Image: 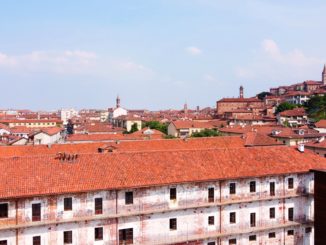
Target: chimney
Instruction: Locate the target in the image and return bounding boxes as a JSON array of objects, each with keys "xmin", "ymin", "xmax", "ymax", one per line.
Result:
[{"xmin": 298, "ymin": 143, "xmax": 305, "ymax": 153}]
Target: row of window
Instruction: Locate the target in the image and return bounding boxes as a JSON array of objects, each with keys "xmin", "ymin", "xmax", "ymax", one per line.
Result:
[{"xmin": 229, "ymin": 207, "xmax": 294, "ymax": 225}]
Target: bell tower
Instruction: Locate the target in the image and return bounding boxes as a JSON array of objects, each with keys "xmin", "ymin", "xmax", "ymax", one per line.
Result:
[
  {"xmin": 239, "ymin": 85, "xmax": 244, "ymax": 98},
  {"xmin": 116, "ymin": 95, "xmax": 120, "ymax": 108},
  {"xmin": 322, "ymin": 64, "xmax": 326, "ymax": 85}
]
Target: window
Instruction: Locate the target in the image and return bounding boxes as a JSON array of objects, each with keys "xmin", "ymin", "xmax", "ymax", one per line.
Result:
[
  {"xmin": 288, "ymin": 207, "xmax": 294, "ymax": 221},
  {"xmin": 170, "ymin": 188, "xmax": 177, "ymax": 200},
  {"xmin": 305, "ymin": 227, "xmax": 312, "ymax": 233},
  {"xmin": 208, "ymin": 187, "xmax": 214, "ymax": 202},
  {"xmin": 229, "ymin": 183, "xmax": 236, "ymax": 194},
  {"xmin": 0, "ymin": 241, "xmax": 7, "ymax": 245},
  {"xmin": 288, "ymin": 178, "xmax": 294, "ymax": 189},
  {"xmin": 250, "ymin": 213, "xmax": 256, "ymax": 227},
  {"xmin": 95, "ymin": 198, "xmax": 103, "ymax": 214},
  {"xmin": 125, "ymin": 192, "xmax": 133, "ymax": 205},
  {"xmin": 270, "ymin": 182, "xmax": 275, "ymax": 196},
  {"xmin": 95, "ymin": 227, "xmax": 103, "ymax": 241},
  {"xmin": 249, "ymin": 235, "xmax": 256, "ymax": 241},
  {"xmin": 0, "ymin": 203, "xmax": 8, "ymax": 218},
  {"xmin": 208, "ymin": 216, "xmax": 215, "ymax": 225},
  {"xmin": 32, "ymin": 203, "xmax": 41, "ymax": 222},
  {"xmin": 270, "ymin": 207, "xmax": 275, "ymax": 219},
  {"xmin": 33, "ymin": 236, "xmax": 41, "ymax": 245},
  {"xmin": 169, "ymin": 218, "xmax": 177, "ymax": 230},
  {"xmin": 269, "ymin": 232, "xmax": 276, "ymax": 238},
  {"xmin": 230, "ymin": 212, "xmax": 236, "ymax": 224},
  {"xmin": 249, "ymin": 181, "xmax": 256, "ymax": 193},
  {"xmin": 229, "ymin": 238, "xmax": 236, "ymax": 245},
  {"xmin": 119, "ymin": 228, "xmax": 133, "ymax": 245},
  {"xmin": 64, "ymin": 197, "xmax": 72, "ymax": 211},
  {"xmin": 63, "ymin": 231, "xmax": 72, "ymax": 244},
  {"xmin": 287, "ymin": 230, "xmax": 294, "ymax": 236},
  {"xmin": 207, "ymin": 242, "xmax": 215, "ymax": 245}
]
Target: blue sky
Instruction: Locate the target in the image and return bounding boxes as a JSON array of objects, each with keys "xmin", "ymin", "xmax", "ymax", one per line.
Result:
[{"xmin": 0, "ymin": 0, "xmax": 325, "ymax": 110}]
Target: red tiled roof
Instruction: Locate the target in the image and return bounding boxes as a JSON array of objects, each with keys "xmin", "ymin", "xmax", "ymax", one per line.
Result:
[
  {"xmin": 244, "ymin": 132, "xmax": 283, "ymax": 146},
  {"xmin": 0, "ymin": 119, "xmax": 62, "ymax": 123},
  {"xmin": 218, "ymin": 98, "xmax": 262, "ymax": 103},
  {"xmin": 171, "ymin": 120, "xmax": 216, "ymax": 129},
  {"xmin": 306, "ymin": 139, "xmax": 326, "ymax": 149},
  {"xmin": 279, "ymin": 108, "xmax": 306, "ymax": 117},
  {"xmin": 315, "ymin": 120, "xmax": 326, "ymax": 128},
  {"xmin": 0, "ymin": 146, "xmax": 325, "ymax": 199},
  {"xmin": 66, "ymin": 133, "xmax": 138, "ymax": 142}
]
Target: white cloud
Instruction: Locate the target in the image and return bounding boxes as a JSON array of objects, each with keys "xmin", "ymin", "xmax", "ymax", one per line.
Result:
[
  {"xmin": 203, "ymin": 74, "xmax": 215, "ymax": 81},
  {"xmin": 186, "ymin": 46, "xmax": 202, "ymax": 55},
  {"xmin": 235, "ymin": 39, "xmax": 324, "ymax": 82},
  {"xmin": 0, "ymin": 50, "xmax": 154, "ymax": 80}
]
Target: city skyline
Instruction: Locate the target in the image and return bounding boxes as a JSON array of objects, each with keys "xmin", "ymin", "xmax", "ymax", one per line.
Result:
[{"xmin": 0, "ymin": 0, "xmax": 326, "ymax": 110}]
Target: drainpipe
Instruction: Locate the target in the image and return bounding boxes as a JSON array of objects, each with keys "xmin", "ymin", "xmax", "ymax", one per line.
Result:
[{"xmin": 15, "ymin": 199, "xmax": 18, "ymax": 244}]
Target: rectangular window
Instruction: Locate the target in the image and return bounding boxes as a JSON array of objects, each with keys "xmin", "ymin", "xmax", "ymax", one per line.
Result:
[
  {"xmin": 0, "ymin": 241, "xmax": 7, "ymax": 245},
  {"xmin": 208, "ymin": 187, "xmax": 214, "ymax": 202},
  {"xmin": 207, "ymin": 242, "xmax": 216, "ymax": 245},
  {"xmin": 269, "ymin": 232, "xmax": 276, "ymax": 238},
  {"xmin": 119, "ymin": 228, "xmax": 133, "ymax": 245},
  {"xmin": 63, "ymin": 231, "xmax": 72, "ymax": 244},
  {"xmin": 249, "ymin": 181, "xmax": 256, "ymax": 193},
  {"xmin": 288, "ymin": 178, "xmax": 294, "ymax": 189},
  {"xmin": 230, "ymin": 212, "xmax": 236, "ymax": 224},
  {"xmin": 32, "ymin": 203, "xmax": 41, "ymax": 222},
  {"xmin": 208, "ymin": 216, "xmax": 215, "ymax": 225},
  {"xmin": 250, "ymin": 213, "xmax": 256, "ymax": 227},
  {"xmin": 229, "ymin": 183, "xmax": 236, "ymax": 194},
  {"xmin": 169, "ymin": 218, "xmax": 177, "ymax": 230},
  {"xmin": 305, "ymin": 227, "xmax": 312, "ymax": 233},
  {"xmin": 64, "ymin": 197, "xmax": 72, "ymax": 211},
  {"xmin": 125, "ymin": 192, "xmax": 133, "ymax": 205},
  {"xmin": 95, "ymin": 198, "xmax": 103, "ymax": 215},
  {"xmin": 288, "ymin": 207, "xmax": 294, "ymax": 221},
  {"xmin": 170, "ymin": 188, "xmax": 177, "ymax": 200},
  {"xmin": 249, "ymin": 235, "xmax": 256, "ymax": 241},
  {"xmin": 287, "ymin": 230, "xmax": 294, "ymax": 236},
  {"xmin": 270, "ymin": 182, "xmax": 275, "ymax": 196},
  {"xmin": 95, "ymin": 227, "xmax": 103, "ymax": 241},
  {"xmin": 33, "ymin": 236, "xmax": 41, "ymax": 245},
  {"xmin": 0, "ymin": 203, "xmax": 8, "ymax": 218},
  {"xmin": 270, "ymin": 207, "xmax": 275, "ymax": 219},
  {"xmin": 229, "ymin": 239, "xmax": 236, "ymax": 245}
]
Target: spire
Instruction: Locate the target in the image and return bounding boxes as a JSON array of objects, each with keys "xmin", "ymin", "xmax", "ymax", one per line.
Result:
[
  {"xmin": 184, "ymin": 101, "xmax": 188, "ymax": 118},
  {"xmin": 116, "ymin": 95, "xmax": 120, "ymax": 108},
  {"xmin": 323, "ymin": 64, "xmax": 326, "ymax": 85},
  {"xmin": 239, "ymin": 85, "xmax": 244, "ymax": 98}
]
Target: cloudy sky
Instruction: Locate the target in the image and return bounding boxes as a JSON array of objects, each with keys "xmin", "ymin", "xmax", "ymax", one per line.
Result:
[{"xmin": 0, "ymin": 0, "xmax": 325, "ymax": 110}]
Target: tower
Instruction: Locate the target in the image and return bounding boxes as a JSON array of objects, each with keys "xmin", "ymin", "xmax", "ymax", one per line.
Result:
[
  {"xmin": 116, "ymin": 95, "xmax": 120, "ymax": 108},
  {"xmin": 322, "ymin": 64, "xmax": 326, "ymax": 85},
  {"xmin": 184, "ymin": 102, "xmax": 188, "ymax": 117},
  {"xmin": 239, "ymin": 85, "xmax": 244, "ymax": 98}
]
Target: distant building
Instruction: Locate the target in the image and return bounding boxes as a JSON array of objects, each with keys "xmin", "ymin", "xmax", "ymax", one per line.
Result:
[
  {"xmin": 108, "ymin": 95, "xmax": 128, "ymax": 122},
  {"xmin": 60, "ymin": 108, "xmax": 78, "ymax": 125}
]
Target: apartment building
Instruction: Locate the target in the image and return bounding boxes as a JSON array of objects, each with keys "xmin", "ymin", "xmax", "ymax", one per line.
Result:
[{"xmin": 0, "ymin": 146, "xmax": 325, "ymax": 244}]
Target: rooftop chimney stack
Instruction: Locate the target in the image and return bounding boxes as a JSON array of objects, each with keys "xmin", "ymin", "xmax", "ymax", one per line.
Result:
[{"xmin": 298, "ymin": 143, "xmax": 305, "ymax": 153}]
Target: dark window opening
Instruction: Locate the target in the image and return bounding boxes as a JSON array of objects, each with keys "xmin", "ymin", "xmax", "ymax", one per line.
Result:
[
  {"xmin": 288, "ymin": 207, "xmax": 294, "ymax": 221},
  {"xmin": 208, "ymin": 216, "xmax": 215, "ymax": 225},
  {"xmin": 32, "ymin": 203, "xmax": 41, "ymax": 222},
  {"xmin": 0, "ymin": 203, "xmax": 8, "ymax": 218},
  {"xmin": 207, "ymin": 242, "xmax": 216, "ymax": 245},
  {"xmin": 249, "ymin": 181, "xmax": 256, "ymax": 193},
  {"xmin": 208, "ymin": 187, "xmax": 214, "ymax": 202},
  {"xmin": 119, "ymin": 228, "xmax": 133, "ymax": 245},
  {"xmin": 287, "ymin": 230, "xmax": 294, "ymax": 236},
  {"xmin": 125, "ymin": 192, "xmax": 133, "ymax": 205},
  {"xmin": 269, "ymin": 232, "xmax": 276, "ymax": 238},
  {"xmin": 170, "ymin": 188, "xmax": 177, "ymax": 200},
  {"xmin": 270, "ymin": 207, "xmax": 275, "ymax": 219},
  {"xmin": 229, "ymin": 183, "xmax": 236, "ymax": 194},
  {"xmin": 249, "ymin": 235, "xmax": 256, "ymax": 241},
  {"xmin": 230, "ymin": 212, "xmax": 236, "ymax": 224},
  {"xmin": 0, "ymin": 241, "xmax": 7, "ymax": 245},
  {"xmin": 305, "ymin": 227, "xmax": 312, "ymax": 233},
  {"xmin": 288, "ymin": 178, "xmax": 294, "ymax": 189},
  {"xmin": 170, "ymin": 218, "xmax": 177, "ymax": 230},
  {"xmin": 95, "ymin": 227, "xmax": 103, "ymax": 241},
  {"xmin": 95, "ymin": 198, "xmax": 103, "ymax": 215},
  {"xmin": 64, "ymin": 198, "xmax": 72, "ymax": 211},
  {"xmin": 63, "ymin": 231, "xmax": 72, "ymax": 244},
  {"xmin": 229, "ymin": 238, "xmax": 236, "ymax": 245},
  {"xmin": 33, "ymin": 236, "xmax": 41, "ymax": 245},
  {"xmin": 250, "ymin": 213, "xmax": 256, "ymax": 227},
  {"xmin": 270, "ymin": 182, "xmax": 275, "ymax": 196}
]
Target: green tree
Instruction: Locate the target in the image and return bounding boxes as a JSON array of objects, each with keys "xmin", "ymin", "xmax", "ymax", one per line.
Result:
[
  {"xmin": 305, "ymin": 95, "xmax": 326, "ymax": 120},
  {"xmin": 129, "ymin": 123, "xmax": 139, "ymax": 133},
  {"xmin": 257, "ymin": 91, "xmax": 272, "ymax": 100},
  {"xmin": 276, "ymin": 102, "xmax": 297, "ymax": 114},
  {"xmin": 142, "ymin": 121, "xmax": 168, "ymax": 134},
  {"xmin": 191, "ymin": 129, "xmax": 221, "ymax": 138}
]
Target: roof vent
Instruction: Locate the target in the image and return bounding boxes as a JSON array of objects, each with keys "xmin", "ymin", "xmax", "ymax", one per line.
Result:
[
  {"xmin": 272, "ymin": 129, "xmax": 281, "ymax": 136},
  {"xmin": 298, "ymin": 129, "xmax": 305, "ymax": 135}
]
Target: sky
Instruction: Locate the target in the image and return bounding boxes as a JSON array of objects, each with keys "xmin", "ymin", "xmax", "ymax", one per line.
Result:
[{"xmin": 0, "ymin": 0, "xmax": 326, "ymax": 110}]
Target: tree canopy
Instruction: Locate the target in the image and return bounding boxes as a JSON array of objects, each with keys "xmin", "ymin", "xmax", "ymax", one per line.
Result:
[
  {"xmin": 191, "ymin": 129, "xmax": 221, "ymax": 138},
  {"xmin": 276, "ymin": 102, "xmax": 297, "ymax": 114},
  {"xmin": 142, "ymin": 121, "xmax": 168, "ymax": 134},
  {"xmin": 305, "ymin": 95, "xmax": 326, "ymax": 120},
  {"xmin": 257, "ymin": 91, "xmax": 272, "ymax": 100}
]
